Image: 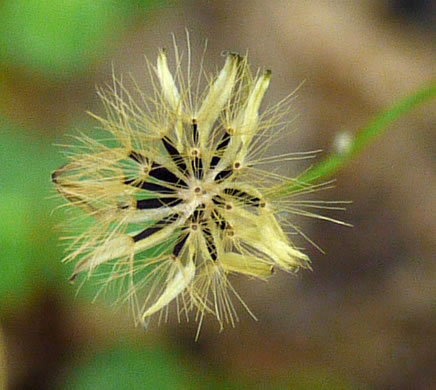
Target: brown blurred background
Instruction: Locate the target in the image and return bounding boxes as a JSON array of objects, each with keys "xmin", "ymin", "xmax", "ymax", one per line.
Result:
[{"xmin": 0, "ymin": 0, "xmax": 435, "ymax": 389}]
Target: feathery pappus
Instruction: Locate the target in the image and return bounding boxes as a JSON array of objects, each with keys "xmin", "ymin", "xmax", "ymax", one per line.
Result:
[{"xmin": 52, "ymin": 37, "xmax": 345, "ymax": 335}]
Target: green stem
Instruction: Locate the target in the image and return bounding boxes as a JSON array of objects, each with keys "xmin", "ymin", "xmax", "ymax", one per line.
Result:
[{"xmin": 277, "ymin": 83, "xmax": 436, "ymax": 195}]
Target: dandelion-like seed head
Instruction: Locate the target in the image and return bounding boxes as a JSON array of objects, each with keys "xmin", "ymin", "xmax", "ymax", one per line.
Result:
[{"xmin": 53, "ymin": 37, "xmax": 328, "ymax": 335}]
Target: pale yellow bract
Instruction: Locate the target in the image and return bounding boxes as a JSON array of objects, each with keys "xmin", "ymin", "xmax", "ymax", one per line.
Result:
[{"xmin": 53, "ymin": 37, "xmax": 344, "ymax": 337}]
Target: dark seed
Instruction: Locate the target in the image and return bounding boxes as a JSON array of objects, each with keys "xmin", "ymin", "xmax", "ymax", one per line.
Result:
[
  {"xmin": 212, "ymin": 196, "xmax": 225, "ymax": 206},
  {"xmin": 223, "ymin": 188, "xmax": 261, "ymax": 206},
  {"xmin": 192, "ymin": 156, "xmax": 203, "ymax": 179},
  {"xmin": 202, "ymin": 229, "xmax": 217, "ymax": 261},
  {"xmin": 136, "ymin": 197, "xmax": 182, "ymax": 209},
  {"xmin": 192, "ymin": 119, "xmax": 198, "ymax": 145},
  {"xmin": 126, "ymin": 180, "xmax": 176, "ymax": 194},
  {"xmin": 162, "ymin": 137, "xmax": 187, "ymax": 174},
  {"xmin": 51, "ymin": 171, "xmax": 58, "ymax": 184},
  {"xmin": 191, "ymin": 205, "xmax": 205, "ymax": 222},
  {"xmin": 211, "ymin": 210, "xmax": 227, "ymax": 231},
  {"xmin": 149, "ymin": 162, "xmax": 186, "ymax": 187},
  {"xmin": 214, "ymin": 168, "xmax": 233, "ymax": 182},
  {"xmin": 172, "ymin": 233, "xmax": 190, "ymax": 257},
  {"xmin": 210, "ymin": 131, "xmax": 231, "ymax": 169},
  {"xmin": 132, "ymin": 214, "xmax": 179, "ymax": 242},
  {"xmin": 128, "ymin": 151, "xmax": 148, "ymax": 164},
  {"xmin": 216, "ymin": 131, "xmax": 231, "ymax": 151}
]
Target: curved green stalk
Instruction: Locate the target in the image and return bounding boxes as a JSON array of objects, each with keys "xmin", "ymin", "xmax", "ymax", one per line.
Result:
[{"xmin": 278, "ymin": 83, "xmax": 436, "ymax": 195}]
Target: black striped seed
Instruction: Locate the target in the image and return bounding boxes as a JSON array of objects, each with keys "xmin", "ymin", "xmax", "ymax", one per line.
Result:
[
  {"xmin": 214, "ymin": 168, "xmax": 233, "ymax": 182},
  {"xmin": 126, "ymin": 180, "xmax": 176, "ymax": 194},
  {"xmin": 191, "ymin": 206, "xmax": 204, "ymax": 222},
  {"xmin": 192, "ymin": 119, "xmax": 198, "ymax": 145},
  {"xmin": 223, "ymin": 188, "xmax": 261, "ymax": 206},
  {"xmin": 211, "ymin": 210, "xmax": 227, "ymax": 231},
  {"xmin": 202, "ymin": 229, "xmax": 217, "ymax": 261},
  {"xmin": 172, "ymin": 233, "xmax": 190, "ymax": 258},
  {"xmin": 211, "ymin": 196, "xmax": 225, "ymax": 206},
  {"xmin": 192, "ymin": 156, "xmax": 203, "ymax": 179},
  {"xmin": 149, "ymin": 162, "xmax": 186, "ymax": 187},
  {"xmin": 128, "ymin": 151, "xmax": 147, "ymax": 164},
  {"xmin": 162, "ymin": 137, "xmax": 187, "ymax": 174},
  {"xmin": 216, "ymin": 131, "xmax": 231, "ymax": 151},
  {"xmin": 132, "ymin": 214, "xmax": 178, "ymax": 243},
  {"xmin": 136, "ymin": 197, "xmax": 182, "ymax": 210},
  {"xmin": 210, "ymin": 131, "xmax": 231, "ymax": 169}
]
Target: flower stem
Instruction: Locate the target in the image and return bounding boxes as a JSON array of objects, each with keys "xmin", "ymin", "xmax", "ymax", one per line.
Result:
[{"xmin": 278, "ymin": 83, "xmax": 436, "ymax": 195}]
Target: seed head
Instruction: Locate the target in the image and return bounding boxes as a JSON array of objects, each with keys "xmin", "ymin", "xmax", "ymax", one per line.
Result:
[{"xmin": 53, "ymin": 39, "xmax": 334, "ymax": 335}]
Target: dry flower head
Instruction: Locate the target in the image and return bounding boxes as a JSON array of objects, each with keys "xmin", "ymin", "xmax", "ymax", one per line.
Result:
[{"xmin": 52, "ymin": 37, "xmax": 345, "ymax": 336}]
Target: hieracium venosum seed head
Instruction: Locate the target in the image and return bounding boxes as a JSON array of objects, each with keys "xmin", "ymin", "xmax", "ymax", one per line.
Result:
[{"xmin": 53, "ymin": 39, "xmax": 335, "ymax": 335}]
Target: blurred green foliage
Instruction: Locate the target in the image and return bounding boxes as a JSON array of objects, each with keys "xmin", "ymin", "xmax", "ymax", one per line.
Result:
[
  {"xmin": 0, "ymin": 0, "xmax": 165, "ymax": 80},
  {"xmin": 63, "ymin": 342, "xmax": 193, "ymax": 389},
  {"xmin": 0, "ymin": 124, "xmax": 65, "ymax": 308}
]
